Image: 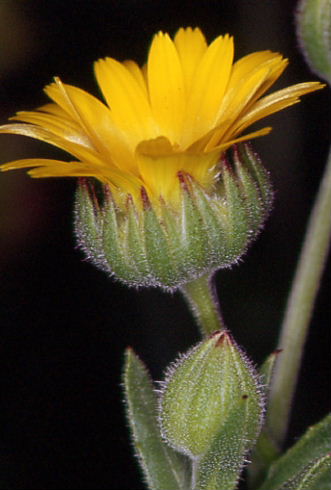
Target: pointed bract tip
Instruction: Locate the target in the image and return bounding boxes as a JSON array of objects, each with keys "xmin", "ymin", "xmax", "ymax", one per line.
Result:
[
  {"xmin": 177, "ymin": 170, "xmax": 192, "ymax": 193},
  {"xmin": 140, "ymin": 186, "xmax": 151, "ymax": 210}
]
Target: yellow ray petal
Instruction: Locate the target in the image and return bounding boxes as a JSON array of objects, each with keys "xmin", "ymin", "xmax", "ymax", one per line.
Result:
[
  {"xmin": 211, "ymin": 126, "xmax": 272, "ymax": 153},
  {"xmin": 28, "ymin": 162, "xmax": 143, "ymax": 196},
  {"xmin": 11, "ymin": 111, "xmax": 92, "ymax": 148},
  {"xmin": 123, "ymin": 60, "xmax": 149, "ymax": 97},
  {"xmin": 206, "ymin": 65, "xmax": 276, "ymax": 147},
  {"xmin": 147, "ymin": 31, "xmax": 186, "ymax": 143},
  {"xmin": 45, "ymin": 78, "xmax": 88, "ymax": 122},
  {"xmin": 45, "ymin": 79, "xmax": 121, "ymax": 146},
  {"xmin": 182, "ymin": 34, "xmax": 234, "ymax": 146},
  {"xmin": 189, "ymin": 125, "xmax": 272, "ymax": 153},
  {"xmin": 94, "ymin": 57, "xmax": 157, "ymax": 143},
  {"xmin": 1, "ymin": 159, "xmax": 105, "ymax": 185},
  {"xmin": 237, "ymin": 56, "xmax": 288, "ymax": 110},
  {"xmin": 38, "ymin": 102, "xmax": 76, "ymax": 121},
  {"xmin": 28, "ymin": 167, "xmax": 109, "ymax": 183},
  {"xmin": 45, "ymin": 79, "xmax": 137, "ymax": 173},
  {"xmin": 233, "ymin": 81, "xmax": 324, "ymax": 135},
  {"xmin": 174, "ymin": 27, "xmax": 207, "ymax": 90},
  {"xmin": 222, "ymin": 58, "xmax": 288, "ymax": 135},
  {"xmin": 210, "ymin": 55, "xmax": 287, "ymax": 145},
  {"xmin": 0, "ymin": 157, "xmax": 143, "ymax": 200},
  {"xmin": 215, "ymin": 52, "xmax": 288, "ymax": 126},
  {"xmin": 0, "ymin": 158, "xmax": 104, "ymax": 184},
  {"xmin": 0, "ymin": 123, "xmax": 108, "ymax": 168},
  {"xmin": 227, "ymin": 51, "xmax": 287, "ymax": 93},
  {"xmin": 0, "ymin": 158, "xmax": 72, "ymax": 172}
]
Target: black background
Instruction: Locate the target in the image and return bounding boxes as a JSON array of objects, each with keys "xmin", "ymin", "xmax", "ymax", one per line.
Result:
[{"xmin": 0, "ymin": 1, "xmax": 330, "ymax": 489}]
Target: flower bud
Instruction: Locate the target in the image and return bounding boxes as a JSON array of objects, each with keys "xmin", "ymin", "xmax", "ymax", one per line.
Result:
[
  {"xmin": 159, "ymin": 330, "xmax": 264, "ymax": 459},
  {"xmin": 74, "ymin": 143, "xmax": 273, "ymax": 290},
  {"xmin": 296, "ymin": 0, "xmax": 331, "ymax": 83}
]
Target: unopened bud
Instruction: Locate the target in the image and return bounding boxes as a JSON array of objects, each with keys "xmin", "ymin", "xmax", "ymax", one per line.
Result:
[
  {"xmin": 296, "ymin": 0, "xmax": 331, "ymax": 83},
  {"xmin": 159, "ymin": 330, "xmax": 264, "ymax": 459}
]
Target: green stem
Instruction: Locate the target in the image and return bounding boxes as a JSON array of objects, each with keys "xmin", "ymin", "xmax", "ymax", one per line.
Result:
[
  {"xmin": 180, "ymin": 273, "xmax": 226, "ymax": 336},
  {"xmin": 267, "ymin": 145, "xmax": 331, "ymax": 447}
]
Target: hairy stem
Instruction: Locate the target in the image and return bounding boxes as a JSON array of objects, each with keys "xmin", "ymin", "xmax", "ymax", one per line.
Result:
[
  {"xmin": 267, "ymin": 145, "xmax": 331, "ymax": 447},
  {"xmin": 180, "ymin": 273, "xmax": 225, "ymax": 336}
]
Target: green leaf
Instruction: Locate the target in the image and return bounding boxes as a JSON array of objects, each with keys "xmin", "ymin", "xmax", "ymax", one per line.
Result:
[
  {"xmin": 259, "ymin": 349, "xmax": 282, "ymax": 391},
  {"xmin": 122, "ymin": 348, "xmax": 190, "ymax": 490},
  {"xmin": 282, "ymin": 454, "xmax": 331, "ymax": 490},
  {"xmin": 258, "ymin": 413, "xmax": 331, "ymax": 490}
]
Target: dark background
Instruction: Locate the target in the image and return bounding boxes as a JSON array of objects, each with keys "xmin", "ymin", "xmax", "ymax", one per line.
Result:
[{"xmin": 0, "ymin": 1, "xmax": 330, "ymax": 489}]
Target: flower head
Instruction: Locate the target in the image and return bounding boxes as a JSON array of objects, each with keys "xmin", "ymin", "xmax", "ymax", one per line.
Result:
[
  {"xmin": 0, "ymin": 28, "xmax": 325, "ymax": 289},
  {"xmin": 0, "ymin": 27, "xmax": 324, "ymax": 210}
]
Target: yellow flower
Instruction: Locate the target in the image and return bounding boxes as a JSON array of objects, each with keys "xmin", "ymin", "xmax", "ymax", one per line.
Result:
[{"xmin": 0, "ymin": 27, "xmax": 324, "ymax": 209}]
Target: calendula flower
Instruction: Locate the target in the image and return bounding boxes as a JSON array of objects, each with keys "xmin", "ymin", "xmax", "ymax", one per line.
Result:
[
  {"xmin": 0, "ymin": 28, "xmax": 325, "ymax": 289},
  {"xmin": 0, "ymin": 27, "xmax": 323, "ymax": 210}
]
